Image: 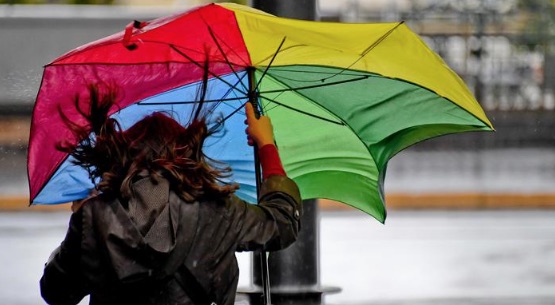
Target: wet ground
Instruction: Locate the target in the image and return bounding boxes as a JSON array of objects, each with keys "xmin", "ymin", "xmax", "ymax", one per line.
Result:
[
  {"xmin": 319, "ymin": 209, "xmax": 555, "ymax": 305},
  {"xmin": 1, "ymin": 209, "xmax": 554, "ymax": 305}
]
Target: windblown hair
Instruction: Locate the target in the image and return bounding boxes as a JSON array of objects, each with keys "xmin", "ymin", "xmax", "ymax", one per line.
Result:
[{"xmin": 57, "ymin": 85, "xmax": 238, "ymax": 202}]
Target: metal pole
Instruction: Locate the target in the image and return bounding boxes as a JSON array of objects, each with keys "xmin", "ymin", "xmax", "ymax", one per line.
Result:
[
  {"xmin": 251, "ymin": 0, "xmax": 316, "ymax": 21},
  {"xmin": 250, "ymin": 200, "xmax": 340, "ymax": 305},
  {"xmin": 244, "ymin": 1, "xmax": 341, "ymax": 305}
]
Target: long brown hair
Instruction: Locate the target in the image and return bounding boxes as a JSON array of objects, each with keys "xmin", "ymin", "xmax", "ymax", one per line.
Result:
[{"xmin": 57, "ymin": 85, "xmax": 238, "ymax": 202}]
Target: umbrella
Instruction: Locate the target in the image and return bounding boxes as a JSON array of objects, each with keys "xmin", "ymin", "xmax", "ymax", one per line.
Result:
[{"xmin": 28, "ymin": 3, "xmax": 493, "ymax": 224}]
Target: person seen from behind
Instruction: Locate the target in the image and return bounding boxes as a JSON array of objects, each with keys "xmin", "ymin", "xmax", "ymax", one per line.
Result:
[{"xmin": 40, "ymin": 85, "xmax": 302, "ymax": 305}]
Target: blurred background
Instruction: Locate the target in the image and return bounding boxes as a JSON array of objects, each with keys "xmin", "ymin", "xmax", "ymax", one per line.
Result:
[{"xmin": 0, "ymin": 0, "xmax": 554, "ymax": 304}]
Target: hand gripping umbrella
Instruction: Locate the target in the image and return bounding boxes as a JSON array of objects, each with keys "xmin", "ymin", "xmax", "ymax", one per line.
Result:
[{"xmin": 29, "ymin": 3, "xmax": 493, "ymax": 221}]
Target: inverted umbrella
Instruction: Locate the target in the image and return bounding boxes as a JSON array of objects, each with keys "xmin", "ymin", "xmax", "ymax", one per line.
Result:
[{"xmin": 28, "ymin": 3, "xmax": 493, "ymax": 223}]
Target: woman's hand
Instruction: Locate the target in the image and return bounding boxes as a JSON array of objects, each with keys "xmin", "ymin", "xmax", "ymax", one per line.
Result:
[{"xmin": 245, "ymin": 103, "xmax": 275, "ymax": 147}]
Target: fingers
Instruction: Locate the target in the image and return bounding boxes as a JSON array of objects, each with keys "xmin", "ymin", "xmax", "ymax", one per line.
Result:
[
  {"xmin": 245, "ymin": 102, "xmax": 255, "ymax": 123},
  {"xmin": 245, "ymin": 103, "xmax": 257, "ymax": 146},
  {"xmin": 245, "ymin": 126, "xmax": 254, "ymax": 146},
  {"xmin": 244, "ymin": 104, "xmax": 253, "ymax": 146},
  {"xmin": 244, "ymin": 102, "xmax": 274, "ymax": 147}
]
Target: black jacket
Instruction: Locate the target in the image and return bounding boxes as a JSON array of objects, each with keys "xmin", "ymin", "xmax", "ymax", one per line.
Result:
[{"xmin": 40, "ymin": 175, "xmax": 302, "ymax": 305}]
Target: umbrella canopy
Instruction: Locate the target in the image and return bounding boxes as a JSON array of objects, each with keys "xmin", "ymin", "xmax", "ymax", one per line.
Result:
[{"xmin": 28, "ymin": 3, "xmax": 493, "ymax": 222}]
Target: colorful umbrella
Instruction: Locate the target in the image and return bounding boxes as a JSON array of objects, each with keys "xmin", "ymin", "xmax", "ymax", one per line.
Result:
[{"xmin": 28, "ymin": 3, "xmax": 493, "ymax": 223}]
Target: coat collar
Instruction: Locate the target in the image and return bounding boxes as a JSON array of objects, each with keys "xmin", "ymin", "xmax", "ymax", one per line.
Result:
[{"xmin": 98, "ymin": 178, "xmax": 199, "ymax": 283}]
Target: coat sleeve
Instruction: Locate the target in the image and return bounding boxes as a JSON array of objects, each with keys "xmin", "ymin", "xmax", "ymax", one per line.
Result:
[
  {"xmin": 40, "ymin": 209, "xmax": 88, "ymax": 305},
  {"xmin": 234, "ymin": 175, "xmax": 303, "ymax": 252}
]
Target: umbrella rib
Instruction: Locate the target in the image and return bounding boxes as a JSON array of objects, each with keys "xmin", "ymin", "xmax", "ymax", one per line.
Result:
[
  {"xmin": 207, "ymin": 74, "xmax": 250, "ymax": 116},
  {"xmin": 206, "ymin": 26, "xmax": 249, "ymax": 93},
  {"xmin": 259, "ymin": 75, "xmax": 369, "ymax": 94},
  {"xmin": 361, "ymin": 21, "xmax": 404, "ymax": 57},
  {"xmin": 259, "ymin": 95, "xmax": 344, "ymax": 125},
  {"xmin": 214, "ymin": 72, "xmax": 249, "ymax": 108},
  {"xmin": 255, "ymin": 37, "xmax": 287, "ymax": 91},
  {"xmin": 137, "ymin": 72, "xmax": 248, "ymax": 106},
  {"xmin": 262, "ymin": 67, "xmax": 374, "ymax": 84},
  {"xmin": 170, "ymin": 44, "xmax": 249, "ymax": 97},
  {"xmin": 193, "ymin": 59, "xmax": 211, "ymax": 121},
  {"xmin": 315, "ymin": 22, "xmax": 404, "ymax": 82},
  {"xmin": 193, "ymin": 59, "xmax": 248, "ymax": 121},
  {"xmin": 198, "ymin": 13, "xmax": 251, "ymax": 68},
  {"xmin": 269, "ymin": 67, "xmax": 367, "ymax": 77},
  {"xmin": 137, "ymin": 96, "xmax": 247, "ymax": 105},
  {"xmin": 260, "ymin": 90, "xmax": 287, "ymax": 114},
  {"xmin": 250, "ymin": 22, "xmax": 401, "ymax": 85},
  {"xmin": 218, "ymin": 101, "xmax": 249, "ymax": 126},
  {"xmin": 252, "ymin": 43, "xmax": 307, "ymax": 67}
]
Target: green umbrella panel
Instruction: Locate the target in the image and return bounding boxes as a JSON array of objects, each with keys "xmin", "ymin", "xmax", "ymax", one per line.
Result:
[{"xmin": 255, "ymin": 66, "xmax": 491, "ymax": 222}]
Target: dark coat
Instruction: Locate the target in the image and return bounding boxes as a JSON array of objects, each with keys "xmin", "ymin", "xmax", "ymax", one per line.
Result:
[{"xmin": 40, "ymin": 175, "xmax": 302, "ymax": 305}]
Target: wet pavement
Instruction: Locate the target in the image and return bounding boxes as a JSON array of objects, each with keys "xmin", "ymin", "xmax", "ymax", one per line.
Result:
[
  {"xmin": 319, "ymin": 210, "xmax": 555, "ymax": 305},
  {"xmin": 1, "ymin": 209, "xmax": 554, "ymax": 305}
]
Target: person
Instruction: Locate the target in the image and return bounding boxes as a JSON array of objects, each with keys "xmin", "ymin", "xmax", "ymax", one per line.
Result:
[{"xmin": 40, "ymin": 86, "xmax": 302, "ymax": 305}]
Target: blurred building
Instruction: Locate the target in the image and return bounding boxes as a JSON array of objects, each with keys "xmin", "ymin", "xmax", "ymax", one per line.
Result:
[
  {"xmin": 1, "ymin": 0, "xmax": 554, "ymax": 207},
  {"xmin": 319, "ymin": 0, "xmax": 555, "ymax": 151}
]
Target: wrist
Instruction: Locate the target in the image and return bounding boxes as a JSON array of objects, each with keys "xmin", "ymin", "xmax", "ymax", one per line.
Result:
[
  {"xmin": 256, "ymin": 137, "xmax": 275, "ymax": 148},
  {"xmin": 258, "ymin": 143, "xmax": 275, "ymax": 150}
]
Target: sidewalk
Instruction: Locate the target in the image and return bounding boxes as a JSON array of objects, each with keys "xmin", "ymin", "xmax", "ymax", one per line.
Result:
[
  {"xmin": 349, "ymin": 296, "xmax": 555, "ymax": 305},
  {"xmin": 2, "ymin": 210, "xmax": 554, "ymax": 305},
  {"xmin": 318, "ymin": 209, "xmax": 555, "ymax": 305}
]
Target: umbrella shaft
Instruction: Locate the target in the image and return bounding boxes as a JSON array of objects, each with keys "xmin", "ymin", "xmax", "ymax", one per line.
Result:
[{"xmin": 248, "ymin": 67, "xmax": 272, "ymax": 305}]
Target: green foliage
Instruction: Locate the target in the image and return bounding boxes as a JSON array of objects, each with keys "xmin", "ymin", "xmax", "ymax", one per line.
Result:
[{"xmin": 517, "ymin": 0, "xmax": 555, "ymax": 51}]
